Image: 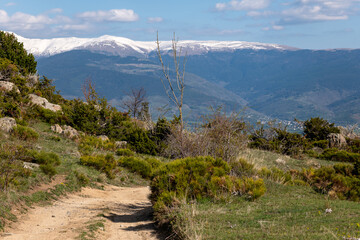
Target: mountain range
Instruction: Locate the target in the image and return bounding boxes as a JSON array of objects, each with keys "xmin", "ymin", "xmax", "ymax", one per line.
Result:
[{"xmin": 15, "ymin": 33, "xmax": 360, "ymax": 125}]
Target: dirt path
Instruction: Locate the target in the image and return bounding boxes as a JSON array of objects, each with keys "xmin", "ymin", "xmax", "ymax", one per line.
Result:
[{"xmin": 1, "ymin": 186, "xmax": 163, "ymax": 240}]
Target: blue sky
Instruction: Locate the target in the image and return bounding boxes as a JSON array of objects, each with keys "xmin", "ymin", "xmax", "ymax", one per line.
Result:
[{"xmin": 1, "ymin": 0, "xmax": 360, "ymax": 49}]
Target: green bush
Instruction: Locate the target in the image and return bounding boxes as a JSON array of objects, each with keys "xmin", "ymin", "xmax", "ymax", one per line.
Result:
[
  {"xmin": 32, "ymin": 151, "xmax": 61, "ymax": 166},
  {"xmin": 311, "ymin": 140, "xmax": 329, "ymax": 149},
  {"xmin": 143, "ymin": 157, "xmax": 163, "ymax": 169},
  {"xmin": 80, "ymin": 154, "xmax": 116, "ymax": 179},
  {"xmin": 11, "ymin": 125, "xmax": 39, "ymax": 141},
  {"xmin": 74, "ymin": 171, "xmax": 90, "ymax": 186},
  {"xmin": 0, "ymin": 31, "xmax": 37, "ymax": 74},
  {"xmin": 39, "ymin": 164, "xmax": 57, "ymax": 178},
  {"xmin": 230, "ymin": 158, "xmax": 255, "ymax": 177},
  {"xmin": 150, "ymin": 156, "xmax": 266, "ymax": 215},
  {"xmin": 118, "ymin": 156, "xmax": 152, "ymax": 179},
  {"xmin": 115, "ymin": 148, "xmax": 134, "ymax": 157},
  {"xmin": 0, "ymin": 145, "xmax": 31, "ymax": 191},
  {"xmin": 320, "ymin": 148, "xmax": 360, "ymax": 163},
  {"xmin": 79, "ymin": 135, "xmax": 115, "ymax": 153},
  {"xmin": 300, "ymin": 166, "xmax": 360, "ymax": 201},
  {"xmin": 303, "ymin": 117, "xmax": 339, "ymax": 141}
]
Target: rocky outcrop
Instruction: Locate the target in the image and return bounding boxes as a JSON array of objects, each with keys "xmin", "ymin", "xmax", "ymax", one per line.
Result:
[
  {"xmin": 0, "ymin": 117, "xmax": 16, "ymax": 133},
  {"xmin": 51, "ymin": 124, "xmax": 79, "ymax": 139},
  {"xmin": 29, "ymin": 94, "xmax": 62, "ymax": 112},
  {"xmin": 328, "ymin": 133, "xmax": 347, "ymax": 148},
  {"xmin": 63, "ymin": 125, "xmax": 79, "ymax": 139},
  {"xmin": 0, "ymin": 81, "xmax": 20, "ymax": 93},
  {"xmin": 51, "ymin": 124, "xmax": 63, "ymax": 134},
  {"xmin": 338, "ymin": 126, "xmax": 359, "ymax": 140}
]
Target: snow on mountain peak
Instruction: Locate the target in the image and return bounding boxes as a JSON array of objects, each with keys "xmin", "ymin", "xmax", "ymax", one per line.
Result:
[{"xmin": 14, "ymin": 33, "xmax": 296, "ymax": 57}]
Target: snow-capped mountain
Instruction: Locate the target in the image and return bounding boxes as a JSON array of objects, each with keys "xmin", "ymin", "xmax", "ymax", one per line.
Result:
[{"xmin": 14, "ymin": 33, "xmax": 297, "ymax": 58}]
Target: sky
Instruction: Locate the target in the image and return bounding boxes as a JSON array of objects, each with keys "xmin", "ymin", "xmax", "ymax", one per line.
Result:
[{"xmin": 0, "ymin": 0, "xmax": 360, "ymax": 49}]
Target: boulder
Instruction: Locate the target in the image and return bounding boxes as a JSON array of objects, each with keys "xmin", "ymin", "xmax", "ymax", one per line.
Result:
[
  {"xmin": 338, "ymin": 126, "xmax": 359, "ymax": 140},
  {"xmin": 98, "ymin": 135, "xmax": 109, "ymax": 142},
  {"xmin": 23, "ymin": 162, "xmax": 40, "ymax": 170},
  {"xmin": 0, "ymin": 81, "xmax": 20, "ymax": 93},
  {"xmin": 0, "ymin": 117, "xmax": 16, "ymax": 133},
  {"xmin": 51, "ymin": 124, "xmax": 63, "ymax": 134},
  {"xmin": 62, "ymin": 125, "xmax": 79, "ymax": 139},
  {"xmin": 28, "ymin": 94, "xmax": 62, "ymax": 112},
  {"xmin": 115, "ymin": 141, "xmax": 127, "ymax": 149},
  {"xmin": 328, "ymin": 133, "xmax": 347, "ymax": 148}
]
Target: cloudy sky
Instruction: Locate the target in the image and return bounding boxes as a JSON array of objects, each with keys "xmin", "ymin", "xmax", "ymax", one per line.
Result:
[{"xmin": 1, "ymin": 0, "xmax": 359, "ymax": 49}]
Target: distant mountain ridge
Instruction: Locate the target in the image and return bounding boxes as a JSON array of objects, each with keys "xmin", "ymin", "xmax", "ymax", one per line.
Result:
[
  {"xmin": 14, "ymin": 33, "xmax": 297, "ymax": 58},
  {"xmin": 13, "ymin": 33, "xmax": 360, "ymax": 125}
]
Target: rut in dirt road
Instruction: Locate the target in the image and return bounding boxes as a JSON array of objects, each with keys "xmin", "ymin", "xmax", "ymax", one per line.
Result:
[{"xmin": 1, "ymin": 186, "xmax": 164, "ymax": 240}]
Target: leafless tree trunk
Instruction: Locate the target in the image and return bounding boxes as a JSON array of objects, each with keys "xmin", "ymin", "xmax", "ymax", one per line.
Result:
[
  {"xmin": 156, "ymin": 32, "xmax": 186, "ymax": 130},
  {"xmin": 121, "ymin": 87, "xmax": 147, "ymax": 119},
  {"xmin": 82, "ymin": 77, "xmax": 98, "ymax": 104}
]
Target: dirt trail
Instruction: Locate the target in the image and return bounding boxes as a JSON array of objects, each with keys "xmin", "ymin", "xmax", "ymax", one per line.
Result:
[{"xmin": 1, "ymin": 186, "xmax": 163, "ymax": 240}]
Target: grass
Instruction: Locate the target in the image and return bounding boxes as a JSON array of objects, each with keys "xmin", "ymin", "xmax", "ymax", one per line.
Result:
[
  {"xmin": 238, "ymin": 148, "xmax": 338, "ymax": 171},
  {"xmin": 175, "ymin": 181, "xmax": 360, "ymax": 240},
  {"xmin": 77, "ymin": 218, "xmax": 105, "ymax": 240}
]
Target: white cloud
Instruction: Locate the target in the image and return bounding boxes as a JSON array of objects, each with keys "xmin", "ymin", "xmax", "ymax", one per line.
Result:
[
  {"xmin": 147, "ymin": 17, "xmax": 163, "ymax": 23},
  {"xmin": 216, "ymin": 0, "xmax": 270, "ymax": 11},
  {"xmin": 278, "ymin": 0, "xmax": 358, "ymax": 24},
  {"xmin": 272, "ymin": 25, "xmax": 284, "ymax": 30},
  {"xmin": 262, "ymin": 25, "xmax": 284, "ymax": 31},
  {"xmin": 0, "ymin": 8, "xmax": 141, "ymax": 37},
  {"xmin": 77, "ymin": 9, "xmax": 139, "ymax": 22}
]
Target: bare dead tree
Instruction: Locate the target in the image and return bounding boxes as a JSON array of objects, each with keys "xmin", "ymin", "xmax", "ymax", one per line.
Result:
[
  {"xmin": 82, "ymin": 77, "xmax": 98, "ymax": 103},
  {"xmin": 121, "ymin": 87, "xmax": 147, "ymax": 119},
  {"xmin": 156, "ymin": 32, "xmax": 187, "ymax": 130}
]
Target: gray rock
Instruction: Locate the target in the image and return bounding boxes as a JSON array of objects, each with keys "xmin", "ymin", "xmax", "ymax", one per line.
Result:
[
  {"xmin": 62, "ymin": 125, "xmax": 79, "ymax": 139},
  {"xmin": 328, "ymin": 133, "xmax": 347, "ymax": 148},
  {"xmin": 115, "ymin": 141, "xmax": 127, "ymax": 149},
  {"xmin": 23, "ymin": 162, "xmax": 40, "ymax": 170},
  {"xmin": 28, "ymin": 94, "xmax": 62, "ymax": 112},
  {"xmin": 0, "ymin": 81, "xmax": 20, "ymax": 93},
  {"xmin": 51, "ymin": 124, "xmax": 63, "ymax": 134},
  {"xmin": 0, "ymin": 117, "xmax": 16, "ymax": 133}
]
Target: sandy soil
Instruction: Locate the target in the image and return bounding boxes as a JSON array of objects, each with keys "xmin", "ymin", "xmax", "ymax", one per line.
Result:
[{"xmin": 1, "ymin": 185, "xmax": 163, "ymax": 240}]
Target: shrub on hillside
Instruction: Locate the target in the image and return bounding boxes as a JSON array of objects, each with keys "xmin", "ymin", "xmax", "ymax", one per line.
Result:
[
  {"xmin": 80, "ymin": 154, "xmax": 116, "ymax": 179},
  {"xmin": 0, "ymin": 145, "xmax": 31, "ymax": 191},
  {"xmin": 320, "ymin": 148, "xmax": 360, "ymax": 163},
  {"xmin": 79, "ymin": 135, "xmax": 115, "ymax": 153},
  {"xmin": 118, "ymin": 156, "xmax": 152, "ymax": 179},
  {"xmin": 249, "ymin": 123, "xmax": 308, "ymax": 158},
  {"xmin": 115, "ymin": 148, "xmax": 134, "ymax": 157},
  {"xmin": 230, "ymin": 158, "xmax": 255, "ymax": 177},
  {"xmin": 300, "ymin": 165, "xmax": 360, "ymax": 201},
  {"xmin": 150, "ymin": 156, "xmax": 266, "ymax": 216},
  {"xmin": 303, "ymin": 117, "xmax": 339, "ymax": 141},
  {"xmin": 11, "ymin": 125, "xmax": 39, "ymax": 141},
  {"xmin": 0, "ymin": 31, "xmax": 37, "ymax": 74}
]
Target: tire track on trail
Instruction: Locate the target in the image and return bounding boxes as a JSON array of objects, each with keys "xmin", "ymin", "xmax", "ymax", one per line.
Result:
[{"xmin": 1, "ymin": 186, "xmax": 163, "ymax": 240}]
